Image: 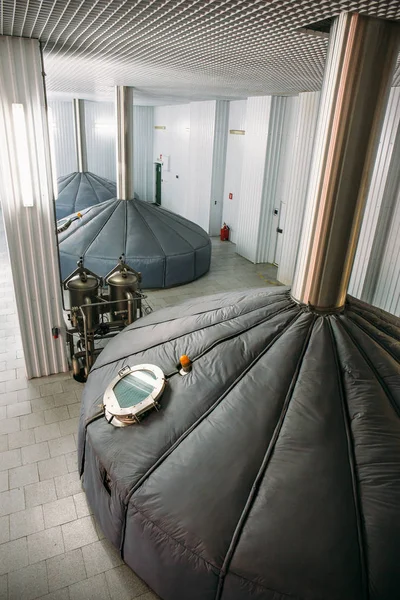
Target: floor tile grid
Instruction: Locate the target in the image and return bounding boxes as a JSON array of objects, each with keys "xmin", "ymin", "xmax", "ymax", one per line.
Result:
[{"xmin": 1, "ymin": 211, "xmax": 160, "ymax": 599}]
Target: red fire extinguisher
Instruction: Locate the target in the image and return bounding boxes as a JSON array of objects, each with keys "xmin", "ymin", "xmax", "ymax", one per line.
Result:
[{"xmin": 220, "ymin": 223, "xmax": 230, "ymax": 241}]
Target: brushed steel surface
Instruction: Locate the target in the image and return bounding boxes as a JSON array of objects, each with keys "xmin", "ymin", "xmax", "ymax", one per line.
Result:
[
  {"xmin": 116, "ymin": 86, "xmax": 134, "ymax": 201},
  {"xmin": 73, "ymin": 98, "xmax": 87, "ymax": 173},
  {"xmin": 292, "ymin": 12, "xmax": 400, "ymax": 310}
]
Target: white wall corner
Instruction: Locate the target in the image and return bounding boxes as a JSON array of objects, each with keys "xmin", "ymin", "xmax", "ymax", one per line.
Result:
[
  {"xmin": 236, "ymin": 95, "xmax": 297, "ymax": 266},
  {"xmin": 277, "ymin": 91, "xmax": 321, "ymax": 285},
  {"xmin": 209, "ymin": 100, "xmax": 230, "ymax": 236},
  {"xmin": 222, "ymin": 100, "xmax": 247, "ymax": 243},
  {"xmin": 188, "ymin": 101, "xmax": 217, "ymax": 231},
  {"xmin": 236, "ymin": 96, "xmax": 272, "ymax": 263}
]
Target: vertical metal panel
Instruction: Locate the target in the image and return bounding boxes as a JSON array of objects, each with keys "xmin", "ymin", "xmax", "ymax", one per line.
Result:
[
  {"xmin": 292, "ymin": 13, "xmax": 400, "ymax": 310},
  {"xmin": 209, "ymin": 100, "xmax": 229, "ymax": 236},
  {"xmin": 188, "ymin": 101, "xmax": 216, "ymax": 231},
  {"xmin": 349, "ymin": 86, "xmax": 400, "ymax": 301},
  {"xmin": 372, "ymin": 188, "xmax": 400, "ymax": 316},
  {"xmin": 277, "ymin": 91, "xmax": 320, "ymax": 285},
  {"xmin": 73, "ymin": 98, "xmax": 87, "ymax": 173},
  {"xmin": 236, "ymin": 96, "xmax": 272, "ymax": 263},
  {"xmin": 85, "ymin": 100, "xmax": 116, "ymax": 181},
  {"xmin": 48, "ymin": 100, "xmax": 76, "ymax": 177},
  {"xmin": 257, "ymin": 96, "xmax": 297, "ymax": 264},
  {"xmin": 0, "ymin": 36, "xmax": 68, "ymax": 378},
  {"xmin": 115, "ymin": 86, "xmax": 134, "ymax": 201},
  {"xmin": 134, "ymin": 106, "xmax": 154, "ymax": 201},
  {"xmin": 222, "ymin": 100, "xmax": 247, "ymax": 243}
]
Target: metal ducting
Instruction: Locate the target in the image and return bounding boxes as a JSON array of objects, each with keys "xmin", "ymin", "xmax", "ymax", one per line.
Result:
[
  {"xmin": 58, "ymin": 87, "xmax": 211, "ymax": 287},
  {"xmin": 77, "ymin": 13, "xmax": 400, "ymax": 600},
  {"xmin": 55, "ymin": 99, "xmax": 116, "ymax": 220}
]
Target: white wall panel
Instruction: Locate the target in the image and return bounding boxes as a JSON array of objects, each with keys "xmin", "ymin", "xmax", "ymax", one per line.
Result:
[
  {"xmin": 277, "ymin": 91, "xmax": 320, "ymax": 285},
  {"xmin": 257, "ymin": 96, "xmax": 298, "ymax": 264},
  {"xmin": 209, "ymin": 100, "xmax": 229, "ymax": 235},
  {"xmin": 188, "ymin": 101, "xmax": 216, "ymax": 231},
  {"xmin": 222, "ymin": 100, "xmax": 247, "ymax": 243},
  {"xmin": 85, "ymin": 100, "xmax": 116, "ymax": 181},
  {"xmin": 236, "ymin": 96, "xmax": 272, "ymax": 263},
  {"xmin": 48, "ymin": 101, "xmax": 76, "ymax": 177},
  {"xmin": 236, "ymin": 96, "xmax": 295, "ymax": 264},
  {"xmin": 133, "ymin": 106, "xmax": 154, "ymax": 201},
  {"xmin": 349, "ymin": 86, "xmax": 400, "ymax": 303},
  {"xmin": 153, "ymin": 104, "xmax": 190, "ymax": 213},
  {"xmin": 0, "ymin": 36, "xmax": 68, "ymax": 378}
]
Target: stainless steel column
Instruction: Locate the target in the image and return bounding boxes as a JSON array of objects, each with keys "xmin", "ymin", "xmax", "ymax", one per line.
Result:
[
  {"xmin": 292, "ymin": 12, "xmax": 400, "ymax": 311},
  {"xmin": 73, "ymin": 98, "xmax": 87, "ymax": 173},
  {"xmin": 116, "ymin": 86, "xmax": 134, "ymax": 200}
]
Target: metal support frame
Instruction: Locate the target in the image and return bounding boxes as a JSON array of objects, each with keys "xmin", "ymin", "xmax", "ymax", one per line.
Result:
[
  {"xmin": 292, "ymin": 12, "xmax": 400, "ymax": 311},
  {"xmin": 73, "ymin": 98, "xmax": 88, "ymax": 173}
]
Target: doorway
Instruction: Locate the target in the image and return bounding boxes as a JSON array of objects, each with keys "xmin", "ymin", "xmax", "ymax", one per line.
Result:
[{"xmin": 155, "ymin": 162, "xmax": 162, "ymax": 205}]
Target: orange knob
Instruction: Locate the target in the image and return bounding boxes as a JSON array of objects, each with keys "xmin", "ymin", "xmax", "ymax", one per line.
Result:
[{"xmin": 180, "ymin": 354, "xmax": 191, "ymax": 368}]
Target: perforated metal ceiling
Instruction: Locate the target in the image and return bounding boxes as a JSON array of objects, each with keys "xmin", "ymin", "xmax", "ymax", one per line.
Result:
[{"xmin": 1, "ymin": 1, "xmax": 400, "ymax": 103}]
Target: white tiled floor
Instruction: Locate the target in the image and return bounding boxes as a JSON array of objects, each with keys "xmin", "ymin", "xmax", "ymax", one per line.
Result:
[{"xmin": 0, "ymin": 211, "xmax": 279, "ymax": 600}]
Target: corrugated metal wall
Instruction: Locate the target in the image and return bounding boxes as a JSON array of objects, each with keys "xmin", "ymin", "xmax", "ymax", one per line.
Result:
[
  {"xmin": 372, "ymin": 188, "xmax": 400, "ymax": 315},
  {"xmin": 236, "ymin": 96, "xmax": 296, "ymax": 264},
  {"xmin": 48, "ymin": 101, "xmax": 76, "ymax": 176},
  {"xmin": 349, "ymin": 86, "xmax": 400, "ymax": 306},
  {"xmin": 133, "ymin": 106, "xmax": 154, "ymax": 201},
  {"xmin": 257, "ymin": 96, "xmax": 298, "ymax": 264},
  {"xmin": 222, "ymin": 100, "xmax": 247, "ymax": 243},
  {"xmin": 84, "ymin": 100, "xmax": 116, "ymax": 181},
  {"xmin": 209, "ymin": 100, "xmax": 229, "ymax": 235},
  {"xmin": 236, "ymin": 96, "xmax": 272, "ymax": 262},
  {"xmin": 49, "ymin": 100, "xmax": 154, "ymax": 198},
  {"xmin": 277, "ymin": 91, "xmax": 320, "ymax": 285},
  {"xmin": 255, "ymin": 96, "xmax": 287, "ymax": 264},
  {"xmin": 0, "ymin": 36, "xmax": 68, "ymax": 378},
  {"xmin": 188, "ymin": 101, "xmax": 216, "ymax": 231}
]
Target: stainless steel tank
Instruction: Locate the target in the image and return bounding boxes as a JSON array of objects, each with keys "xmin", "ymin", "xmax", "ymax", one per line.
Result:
[
  {"xmin": 65, "ymin": 271, "xmax": 100, "ymax": 329},
  {"xmin": 107, "ymin": 268, "xmax": 140, "ymax": 324}
]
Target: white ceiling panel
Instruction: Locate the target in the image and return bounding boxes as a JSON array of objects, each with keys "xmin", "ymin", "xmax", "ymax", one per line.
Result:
[{"xmin": 1, "ymin": 1, "xmax": 400, "ymax": 103}]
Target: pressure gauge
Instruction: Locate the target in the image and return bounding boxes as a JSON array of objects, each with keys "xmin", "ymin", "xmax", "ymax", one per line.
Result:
[{"xmin": 103, "ymin": 364, "xmax": 165, "ymax": 427}]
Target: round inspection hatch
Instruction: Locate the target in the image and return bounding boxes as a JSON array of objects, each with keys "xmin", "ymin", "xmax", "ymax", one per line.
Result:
[{"xmin": 104, "ymin": 364, "xmax": 165, "ymax": 427}]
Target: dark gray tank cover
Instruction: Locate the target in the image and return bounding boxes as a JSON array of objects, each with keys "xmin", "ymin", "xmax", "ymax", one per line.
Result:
[
  {"xmin": 58, "ymin": 198, "xmax": 211, "ymax": 288},
  {"xmin": 55, "ymin": 172, "xmax": 116, "ymax": 220},
  {"xmin": 77, "ymin": 287, "xmax": 400, "ymax": 600}
]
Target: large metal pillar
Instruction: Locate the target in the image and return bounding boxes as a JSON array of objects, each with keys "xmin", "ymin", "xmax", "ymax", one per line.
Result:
[
  {"xmin": 116, "ymin": 86, "xmax": 134, "ymax": 200},
  {"xmin": 0, "ymin": 36, "xmax": 68, "ymax": 378},
  {"xmin": 73, "ymin": 98, "xmax": 88, "ymax": 173},
  {"xmin": 292, "ymin": 12, "xmax": 400, "ymax": 311}
]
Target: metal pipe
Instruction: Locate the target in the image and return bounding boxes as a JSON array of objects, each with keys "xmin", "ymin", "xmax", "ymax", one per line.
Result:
[
  {"xmin": 73, "ymin": 99, "xmax": 88, "ymax": 173},
  {"xmin": 115, "ymin": 86, "xmax": 134, "ymax": 200},
  {"xmin": 292, "ymin": 12, "xmax": 400, "ymax": 311}
]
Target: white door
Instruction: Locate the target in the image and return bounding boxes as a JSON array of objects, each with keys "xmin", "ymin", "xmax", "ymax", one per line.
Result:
[{"xmin": 274, "ymin": 201, "xmax": 286, "ymax": 266}]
